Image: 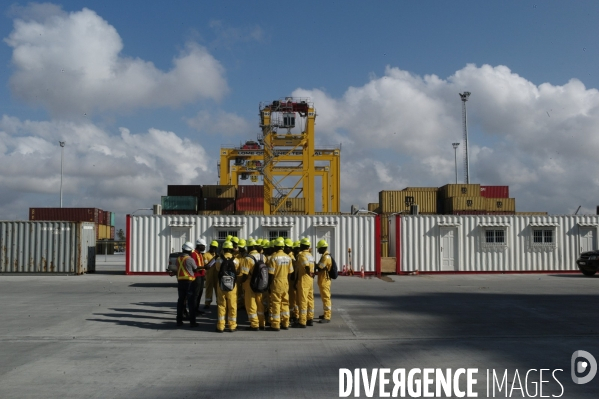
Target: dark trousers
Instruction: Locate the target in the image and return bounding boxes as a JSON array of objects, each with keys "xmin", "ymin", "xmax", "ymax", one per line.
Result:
[
  {"xmin": 191, "ymin": 277, "xmax": 205, "ymax": 311},
  {"xmin": 177, "ymin": 280, "xmax": 196, "ymax": 324}
]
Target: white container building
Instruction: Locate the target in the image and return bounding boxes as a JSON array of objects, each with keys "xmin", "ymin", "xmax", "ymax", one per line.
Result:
[
  {"xmin": 126, "ymin": 215, "xmax": 380, "ymax": 274},
  {"xmin": 389, "ymin": 214, "xmax": 597, "ymax": 273}
]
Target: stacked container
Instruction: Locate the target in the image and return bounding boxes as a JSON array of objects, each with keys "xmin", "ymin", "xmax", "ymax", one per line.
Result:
[
  {"xmin": 202, "ymin": 185, "xmax": 236, "ymax": 215},
  {"xmin": 236, "ymin": 185, "xmax": 264, "ymax": 212},
  {"xmin": 439, "ymin": 184, "xmax": 515, "ymax": 215},
  {"xmin": 29, "ymin": 207, "xmax": 114, "ymax": 240},
  {"xmin": 379, "ymin": 190, "xmax": 438, "ymax": 214}
]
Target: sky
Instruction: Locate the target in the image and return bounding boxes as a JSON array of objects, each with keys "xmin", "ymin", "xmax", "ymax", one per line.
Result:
[{"xmin": 1, "ymin": 1, "xmax": 599, "ymax": 231}]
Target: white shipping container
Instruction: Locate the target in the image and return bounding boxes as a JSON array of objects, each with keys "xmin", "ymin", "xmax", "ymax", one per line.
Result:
[
  {"xmin": 390, "ymin": 215, "xmax": 598, "ymax": 273},
  {"xmin": 127, "ymin": 215, "xmax": 377, "ymax": 274}
]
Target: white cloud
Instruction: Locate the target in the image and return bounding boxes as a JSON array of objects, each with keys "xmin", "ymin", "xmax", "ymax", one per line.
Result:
[
  {"xmin": 0, "ymin": 116, "xmax": 212, "ymax": 221},
  {"xmin": 294, "ymin": 64, "xmax": 599, "ymax": 214},
  {"xmin": 5, "ymin": 5, "xmax": 229, "ymax": 117},
  {"xmin": 186, "ymin": 110, "xmax": 252, "ymax": 138}
]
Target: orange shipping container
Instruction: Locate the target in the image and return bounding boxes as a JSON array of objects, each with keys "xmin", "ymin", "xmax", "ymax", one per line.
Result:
[
  {"xmin": 202, "ymin": 185, "xmax": 236, "ymax": 198},
  {"xmin": 485, "ymin": 198, "xmax": 516, "ymax": 212},
  {"xmin": 440, "ymin": 184, "xmax": 481, "ymax": 198},
  {"xmin": 368, "ymin": 203, "xmax": 380, "ymax": 213},
  {"xmin": 445, "ymin": 197, "xmax": 485, "ymax": 213},
  {"xmin": 379, "ymin": 191, "xmax": 437, "ymax": 214},
  {"xmin": 271, "ymin": 198, "xmax": 305, "ymax": 212}
]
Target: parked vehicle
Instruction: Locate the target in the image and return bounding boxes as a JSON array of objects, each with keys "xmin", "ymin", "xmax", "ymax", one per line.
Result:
[{"xmin": 576, "ymin": 251, "xmax": 599, "ymax": 276}]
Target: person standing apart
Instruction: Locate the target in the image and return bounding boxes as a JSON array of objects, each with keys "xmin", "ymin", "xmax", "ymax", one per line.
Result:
[
  {"xmin": 203, "ymin": 241, "xmax": 219, "ymax": 309},
  {"xmin": 176, "ymin": 241, "xmax": 198, "ymax": 327},
  {"xmin": 315, "ymin": 240, "xmax": 332, "ymax": 324}
]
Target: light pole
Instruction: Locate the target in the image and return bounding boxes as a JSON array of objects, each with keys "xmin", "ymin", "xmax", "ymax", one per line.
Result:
[
  {"xmin": 459, "ymin": 92, "xmax": 471, "ymax": 184},
  {"xmin": 452, "ymin": 142, "xmax": 460, "ymax": 184},
  {"xmin": 59, "ymin": 141, "xmax": 66, "ymax": 208}
]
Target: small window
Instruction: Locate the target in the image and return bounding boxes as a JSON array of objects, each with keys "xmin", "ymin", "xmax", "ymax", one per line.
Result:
[
  {"xmin": 217, "ymin": 230, "xmax": 239, "ymax": 246},
  {"xmin": 268, "ymin": 230, "xmax": 289, "ymax": 240},
  {"xmin": 531, "ymin": 228, "xmax": 555, "ymax": 250},
  {"xmin": 485, "ymin": 229, "xmax": 505, "ymax": 244}
]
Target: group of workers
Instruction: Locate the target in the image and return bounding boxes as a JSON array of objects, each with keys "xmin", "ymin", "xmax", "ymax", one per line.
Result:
[{"xmin": 174, "ymin": 235, "xmax": 334, "ymax": 332}]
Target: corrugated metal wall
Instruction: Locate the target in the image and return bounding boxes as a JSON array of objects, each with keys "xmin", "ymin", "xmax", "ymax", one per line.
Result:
[
  {"xmin": 395, "ymin": 215, "xmax": 598, "ymax": 272},
  {"xmin": 0, "ymin": 221, "xmax": 96, "ymax": 274},
  {"xmin": 128, "ymin": 215, "xmax": 376, "ymax": 273}
]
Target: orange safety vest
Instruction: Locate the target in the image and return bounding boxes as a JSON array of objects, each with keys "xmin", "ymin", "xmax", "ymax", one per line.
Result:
[
  {"xmin": 192, "ymin": 250, "xmax": 205, "ymax": 277},
  {"xmin": 177, "ymin": 255, "xmax": 195, "ymax": 281}
]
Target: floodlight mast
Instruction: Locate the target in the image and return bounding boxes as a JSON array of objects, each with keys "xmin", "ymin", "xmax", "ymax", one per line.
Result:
[{"xmin": 459, "ymin": 92, "xmax": 471, "ymax": 184}]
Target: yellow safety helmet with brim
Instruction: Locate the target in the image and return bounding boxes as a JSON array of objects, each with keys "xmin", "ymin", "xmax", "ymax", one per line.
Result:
[
  {"xmin": 231, "ymin": 236, "xmax": 240, "ymax": 244},
  {"xmin": 238, "ymin": 239, "xmax": 246, "ymax": 248},
  {"xmin": 210, "ymin": 240, "xmax": 219, "ymax": 247},
  {"xmin": 222, "ymin": 240, "xmax": 233, "ymax": 249},
  {"xmin": 247, "ymin": 239, "xmax": 257, "ymax": 246},
  {"xmin": 274, "ymin": 237, "xmax": 285, "ymax": 247},
  {"xmin": 316, "ymin": 239, "xmax": 328, "ymax": 249},
  {"xmin": 284, "ymin": 238, "xmax": 294, "ymax": 247},
  {"xmin": 300, "ymin": 238, "xmax": 311, "ymax": 247},
  {"xmin": 293, "ymin": 240, "xmax": 301, "ymax": 248},
  {"xmin": 262, "ymin": 240, "xmax": 270, "ymax": 249}
]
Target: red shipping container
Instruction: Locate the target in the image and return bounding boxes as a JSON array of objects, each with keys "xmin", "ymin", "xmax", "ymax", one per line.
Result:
[
  {"xmin": 110, "ymin": 226, "xmax": 115, "ymax": 240},
  {"xmin": 98, "ymin": 209, "xmax": 105, "ymax": 225},
  {"xmin": 167, "ymin": 185, "xmax": 203, "ymax": 197},
  {"xmin": 236, "ymin": 197, "xmax": 264, "ymax": 211},
  {"xmin": 29, "ymin": 208, "xmax": 100, "ymax": 223},
  {"xmin": 204, "ymin": 198, "xmax": 235, "ymax": 212},
  {"xmin": 237, "ymin": 185, "xmax": 264, "ymax": 198},
  {"xmin": 480, "ymin": 186, "xmax": 509, "ymax": 198}
]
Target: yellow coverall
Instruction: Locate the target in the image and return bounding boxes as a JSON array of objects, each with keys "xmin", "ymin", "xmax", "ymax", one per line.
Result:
[
  {"xmin": 268, "ymin": 250, "xmax": 293, "ymax": 329},
  {"xmin": 215, "ymin": 254, "xmax": 240, "ymax": 331},
  {"xmin": 240, "ymin": 250, "xmax": 265, "ymax": 329},
  {"xmin": 288, "ymin": 252, "xmax": 298, "ymax": 320},
  {"xmin": 296, "ymin": 249, "xmax": 315, "ymax": 326},
  {"xmin": 203, "ymin": 251, "xmax": 216, "ymax": 306},
  {"xmin": 317, "ymin": 251, "xmax": 332, "ymax": 320}
]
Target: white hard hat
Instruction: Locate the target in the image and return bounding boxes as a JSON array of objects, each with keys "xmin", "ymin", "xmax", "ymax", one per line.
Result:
[
  {"xmin": 196, "ymin": 238, "xmax": 207, "ymax": 246},
  {"xmin": 182, "ymin": 241, "xmax": 194, "ymax": 252}
]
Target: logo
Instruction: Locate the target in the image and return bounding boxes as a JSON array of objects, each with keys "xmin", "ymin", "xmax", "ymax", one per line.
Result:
[{"xmin": 571, "ymin": 350, "xmax": 597, "ymax": 384}]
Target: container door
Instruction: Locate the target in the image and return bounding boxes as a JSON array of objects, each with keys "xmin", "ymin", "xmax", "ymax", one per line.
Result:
[
  {"xmin": 440, "ymin": 227, "xmax": 458, "ymax": 271},
  {"xmin": 170, "ymin": 227, "xmax": 190, "ymax": 253},
  {"xmin": 579, "ymin": 227, "xmax": 597, "ymax": 254},
  {"xmin": 315, "ymin": 227, "xmax": 336, "ymax": 268}
]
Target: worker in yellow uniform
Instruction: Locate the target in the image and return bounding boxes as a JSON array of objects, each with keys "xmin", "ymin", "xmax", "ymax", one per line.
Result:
[
  {"xmin": 284, "ymin": 238, "xmax": 298, "ymax": 324},
  {"xmin": 239, "ymin": 239, "xmax": 266, "ymax": 331},
  {"xmin": 236, "ymin": 239, "xmax": 247, "ymax": 311},
  {"xmin": 315, "ymin": 239, "xmax": 333, "ymax": 323},
  {"xmin": 215, "ymin": 241, "xmax": 240, "ymax": 332},
  {"xmin": 176, "ymin": 241, "xmax": 199, "ymax": 327},
  {"xmin": 267, "ymin": 238, "xmax": 293, "ymax": 331},
  {"xmin": 293, "ymin": 238, "xmax": 315, "ymax": 328},
  {"xmin": 261, "ymin": 239, "xmax": 271, "ymax": 324},
  {"xmin": 203, "ymin": 241, "xmax": 219, "ymax": 309}
]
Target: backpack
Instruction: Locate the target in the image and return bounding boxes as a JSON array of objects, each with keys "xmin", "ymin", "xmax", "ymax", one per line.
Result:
[
  {"xmin": 249, "ymin": 254, "xmax": 270, "ymax": 293},
  {"xmin": 327, "ymin": 255, "xmax": 339, "ymax": 280},
  {"xmin": 218, "ymin": 256, "xmax": 237, "ymax": 292}
]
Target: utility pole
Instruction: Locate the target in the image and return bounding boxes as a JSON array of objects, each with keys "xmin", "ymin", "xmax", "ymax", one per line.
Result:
[
  {"xmin": 459, "ymin": 92, "xmax": 471, "ymax": 184},
  {"xmin": 452, "ymin": 142, "xmax": 460, "ymax": 184},
  {"xmin": 59, "ymin": 141, "xmax": 66, "ymax": 208}
]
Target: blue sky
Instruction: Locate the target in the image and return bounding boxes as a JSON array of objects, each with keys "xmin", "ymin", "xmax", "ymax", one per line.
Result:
[{"xmin": 1, "ymin": 1, "xmax": 599, "ymax": 227}]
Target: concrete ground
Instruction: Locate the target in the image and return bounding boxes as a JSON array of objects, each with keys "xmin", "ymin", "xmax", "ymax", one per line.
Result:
[{"xmin": 1, "ymin": 254, "xmax": 598, "ymax": 398}]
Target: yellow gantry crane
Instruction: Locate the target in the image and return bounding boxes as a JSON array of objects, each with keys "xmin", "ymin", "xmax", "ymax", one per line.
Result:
[{"xmin": 219, "ymin": 97, "xmax": 340, "ymax": 214}]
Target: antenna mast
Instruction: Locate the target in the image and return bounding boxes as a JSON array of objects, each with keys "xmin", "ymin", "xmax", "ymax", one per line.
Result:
[{"xmin": 459, "ymin": 92, "xmax": 471, "ymax": 184}]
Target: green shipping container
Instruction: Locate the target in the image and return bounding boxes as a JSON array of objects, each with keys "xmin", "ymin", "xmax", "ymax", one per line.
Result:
[
  {"xmin": 161, "ymin": 196, "xmax": 198, "ymax": 211},
  {"xmin": 110, "ymin": 212, "xmax": 115, "ymax": 226}
]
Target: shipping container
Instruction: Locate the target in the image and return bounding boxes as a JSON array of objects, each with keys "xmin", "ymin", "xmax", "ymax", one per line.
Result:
[
  {"xmin": 271, "ymin": 198, "xmax": 305, "ymax": 212},
  {"xmin": 127, "ymin": 214, "xmax": 377, "ymax": 274},
  {"xmin": 162, "ymin": 210, "xmax": 197, "ymax": 215},
  {"xmin": 480, "ymin": 185, "xmax": 509, "ymax": 198},
  {"xmin": 236, "ymin": 196, "xmax": 263, "ymax": 211},
  {"xmin": 235, "ymin": 210, "xmax": 264, "ymax": 215},
  {"xmin": 444, "ymin": 196, "xmax": 485, "ymax": 213},
  {"xmin": 0, "ymin": 221, "xmax": 96, "ymax": 274},
  {"xmin": 439, "ymin": 184, "xmax": 481, "ymax": 198},
  {"xmin": 98, "ymin": 209, "xmax": 105, "ymax": 225},
  {"xmin": 204, "ymin": 198, "xmax": 235, "ymax": 212},
  {"xmin": 167, "ymin": 185, "xmax": 203, "ymax": 197},
  {"xmin": 379, "ymin": 191, "xmax": 437, "ymax": 214},
  {"xmin": 380, "ymin": 213, "xmax": 392, "ymax": 238},
  {"xmin": 402, "ymin": 187, "xmax": 439, "ymax": 192},
  {"xmin": 203, "ymin": 185, "xmax": 236, "ymax": 199},
  {"xmin": 237, "ymin": 185, "xmax": 264, "ymax": 198},
  {"xmin": 381, "ymin": 240, "xmax": 389, "ymax": 257},
  {"xmin": 161, "ymin": 196, "xmax": 198, "ymax": 211},
  {"xmin": 110, "ymin": 212, "xmax": 115, "ymax": 226},
  {"xmin": 198, "ymin": 210, "xmax": 236, "ymax": 215},
  {"xmin": 110, "ymin": 226, "xmax": 115, "ymax": 240},
  {"xmin": 29, "ymin": 207, "xmax": 100, "ymax": 223},
  {"xmin": 368, "ymin": 203, "xmax": 380, "ymax": 213},
  {"xmin": 97, "ymin": 224, "xmax": 112, "ymax": 240},
  {"xmin": 391, "ymin": 214, "xmax": 599, "ymax": 273},
  {"xmin": 485, "ymin": 198, "xmax": 516, "ymax": 212},
  {"xmin": 451, "ymin": 211, "xmax": 515, "ymax": 215}
]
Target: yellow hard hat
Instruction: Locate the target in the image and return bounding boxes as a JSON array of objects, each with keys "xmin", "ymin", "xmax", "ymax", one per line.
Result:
[
  {"xmin": 222, "ymin": 241, "xmax": 233, "ymax": 249},
  {"xmin": 210, "ymin": 240, "xmax": 219, "ymax": 247},
  {"xmin": 274, "ymin": 238, "xmax": 285, "ymax": 247},
  {"xmin": 238, "ymin": 239, "xmax": 246, "ymax": 248},
  {"xmin": 300, "ymin": 238, "xmax": 311, "ymax": 247},
  {"xmin": 262, "ymin": 240, "xmax": 270, "ymax": 249},
  {"xmin": 227, "ymin": 235, "xmax": 233, "ymax": 241},
  {"xmin": 270, "ymin": 239, "xmax": 277, "ymax": 247},
  {"xmin": 247, "ymin": 239, "xmax": 257, "ymax": 246},
  {"xmin": 284, "ymin": 238, "xmax": 294, "ymax": 247},
  {"xmin": 293, "ymin": 240, "xmax": 301, "ymax": 248},
  {"xmin": 231, "ymin": 236, "xmax": 239, "ymax": 244},
  {"xmin": 316, "ymin": 239, "xmax": 328, "ymax": 249},
  {"xmin": 255, "ymin": 239, "xmax": 263, "ymax": 246}
]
